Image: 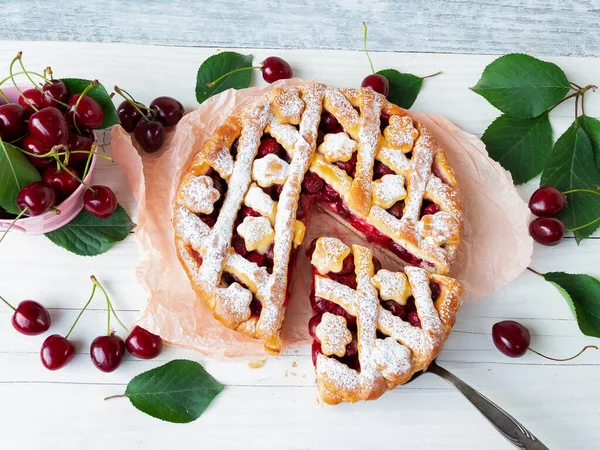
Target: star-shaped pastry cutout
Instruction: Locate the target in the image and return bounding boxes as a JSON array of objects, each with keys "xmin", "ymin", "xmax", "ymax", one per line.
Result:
[
  {"xmin": 273, "ymin": 89, "xmax": 304, "ymax": 124},
  {"xmin": 383, "ymin": 115, "xmax": 418, "ymax": 152},
  {"xmin": 372, "ymin": 269, "xmax": 410, "ymax": 305},
  {"xmin": 310, "ymin": 237, "xmax": 351, "ymax": 275},
  {"xmin": 373, "ymin": 337, "xmax": 413, "ymax": 382},
  {"xmin": 244, "ymin": 183, "xmax": 277, "ymax": 223},
  {"xmin": 372, "ymin": 174, "xmax": 407, "ymax": 209},
  {"xmin": 317, "ymin": 132, "xmax": 357, "ymax": 162},
  {"xmin": 316, "ymin": 312, "xmax": 353, "ymax": 357},
  {"xmin": 252, "ymin": 154, "xmax": 290, "ymax": 187},
  {"xmin": 237, "ymin": 216, "xmax": 275, "ymax": 253},
  {"xmin": 418, "ymin": 211, "xmax": 461, "ymax": 246},
  {"xmin": 214, "ymin": 282, "xmax": 253, "ymax": 328},
  {"xmin": 178, "ymin": 174, "xmax": 221, "ymax": 214}
]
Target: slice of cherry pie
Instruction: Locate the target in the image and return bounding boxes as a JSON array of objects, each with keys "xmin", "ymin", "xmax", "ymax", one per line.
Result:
[
  {"xmin": 309, "ymin": 237, "xmax": 462, "ymax": 404},
  {"xmin": 173, "ymin": 82, "xmax": 463, "ymax": 353}
]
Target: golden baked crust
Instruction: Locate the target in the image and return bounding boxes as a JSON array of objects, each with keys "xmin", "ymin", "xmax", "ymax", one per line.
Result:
[
  {"xmin": 310, "ymin": 237, "xmax": 462, "ymax": 405},
  {"xmin": 173, "ymin": 82, "xmax": 463, "ymax": 354}
]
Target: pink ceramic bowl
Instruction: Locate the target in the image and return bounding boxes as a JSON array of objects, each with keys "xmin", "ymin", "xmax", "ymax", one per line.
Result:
[{"xmin": 0, "ymin": 86, "xmax": 97, "ymax": 234}]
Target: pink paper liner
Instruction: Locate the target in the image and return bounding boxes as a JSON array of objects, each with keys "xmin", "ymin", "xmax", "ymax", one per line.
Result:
[{"xmin": 112, "ymin": 80, "xmax": 533, "ymax": 360}]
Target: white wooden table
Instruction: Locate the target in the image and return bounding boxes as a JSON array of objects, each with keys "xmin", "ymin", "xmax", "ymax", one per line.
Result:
[{"xmin": 0, "ymin": 41, "xmax": 599, "ymax": 450}]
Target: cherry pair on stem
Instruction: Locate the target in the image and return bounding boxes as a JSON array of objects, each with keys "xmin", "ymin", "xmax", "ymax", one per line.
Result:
[{"xmin": 40, "ymin": 276, "xmax": 162, "ymax": 372}]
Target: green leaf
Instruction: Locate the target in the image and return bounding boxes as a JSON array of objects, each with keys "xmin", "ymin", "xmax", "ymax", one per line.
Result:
[
  {"xmin": 481, "ymin": 113, "xmax": 553, "ymax": 184},
  {"xmin": 543, "ymin": 271, "xmax": 600, "ymax": 338},
  {"xmin": 541, "ymin": 122, "xmax": 600, "ymax": 242},
  {"xmin": 471, "ymin": 53, "xmax": 570, "ymax": 119},
  {"xmin": 44, "ymin": 204, "xmax": 135, "ymax": 256},
  {"xmin": 196, "ymin": 52, "xmax": 253, "ymax": 104},
  {"xmin": 60, "ymin": 78, "xmax": 119, "ymax": 129},
  {"xmin": 577, "ymin": 115, "xmax": 600, "ymax": 172},
  {"xmin": 0, "ymin": 139, "xmax": 42, "ymax": 214},
  {"xmin": 376, "ymin": 69, "xmax": 423, "ymax": 109},
  {"xmin": 123, "ymin": 360, "xmax": 223, "ymax": 423}
]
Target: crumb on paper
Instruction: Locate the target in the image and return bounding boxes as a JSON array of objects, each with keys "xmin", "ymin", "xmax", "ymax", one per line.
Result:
[
  {"xmin": 283, "ymin": 370, "xmax": 288, "ymax": 378},
  {"xmin": 292, "ymin": 361, "xmax": 297, "ymax": 368},
  {"xmin": 248, "ymin": 360, "xmax": 266, "ymax": 369}
]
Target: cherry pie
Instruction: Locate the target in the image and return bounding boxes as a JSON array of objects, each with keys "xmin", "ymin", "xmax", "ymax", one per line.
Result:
[
  {"xmin": 173, "ymin": 82, "xmax": 463, "ymax": 353},
  {"xmin": 309, "ymin": 237, "xmax": 462, "ymax": 404}
]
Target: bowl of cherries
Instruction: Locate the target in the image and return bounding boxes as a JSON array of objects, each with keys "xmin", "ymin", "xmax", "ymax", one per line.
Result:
[{"xmin": 0, "ymin": 76, "xmax": 117, "ymax": 234}]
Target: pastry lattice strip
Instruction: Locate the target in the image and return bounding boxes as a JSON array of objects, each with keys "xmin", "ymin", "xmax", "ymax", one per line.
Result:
[{"xmin": 312, "ymin": 239, "xmax": 462, "ymax": 404}]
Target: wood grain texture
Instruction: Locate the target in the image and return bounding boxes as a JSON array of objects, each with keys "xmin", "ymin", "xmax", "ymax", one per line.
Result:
[
  {"xmin": 2, "ymin": 0, "xmax": 600, "ymax": 56},
  {"xmin": 0, "ymin": 41, "xmax": 599, "ymax": 450}
]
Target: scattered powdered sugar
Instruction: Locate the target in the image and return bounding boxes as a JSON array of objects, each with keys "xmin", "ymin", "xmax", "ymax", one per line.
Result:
[
  {"xmin": 179, "ymin": 174, "xmax": 220, "ymax": 214},
  {"xmin": 174, "ymin": 205, "xmax": 210, "ymax": 250},
  {"xmin": 372, "ymin": 269, "xmax": 409, "ymax": 305},
  {"xmin": 372, "ymin": 174, "xmax": 407, "ymax": 209},
  {"xmin": 418, "ymin": 211, "xmax": 459, "ymax": 246},
  {"xmin": 214, "ymin": 282, "xmax": 253, "ymax": 328},
  {"xmin": 384, "ymin": 115, "xmax": 418, "ymax": 151},
  {"xmin": 318, "ymin": 132, "xmax": 356, "ymax": 162},
  {"xmin": 315, "ymin": 312, "xmax": 353, "ymax": 357},
  {"xmin": 237, "ymin": 216, "xmax": 275, "ymax": 253},
  {"xmin": 372, "ymin": 337, "xmax": 413, "ymax": 382},
  {"xmin": 251, "ymin": 154, "xmax": 290, "ymax": 187},
  {"xmin": 311, "ymin": 237, "xmax": 350, "ymax": 275}
]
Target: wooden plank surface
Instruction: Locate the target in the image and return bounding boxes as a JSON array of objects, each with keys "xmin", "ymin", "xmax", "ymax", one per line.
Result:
[
  {"xmin": 2, "ymin": 1, "xmax": 600, "ymax": 56},
  {"xmin": 0, "ymin": 41, "xmax": 599, "ymax": 450}
]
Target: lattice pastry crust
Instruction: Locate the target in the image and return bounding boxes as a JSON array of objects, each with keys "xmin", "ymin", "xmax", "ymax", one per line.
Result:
[
  {"xmin": 310, "ymin": 237, "xmax": 462, "ymax": 404},
  {"xmin": 173, "ymin": 82, "xmax": 463, "ymax": 353}
]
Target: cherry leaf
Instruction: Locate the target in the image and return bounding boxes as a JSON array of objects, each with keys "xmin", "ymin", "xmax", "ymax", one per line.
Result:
[
  {"xmin": 376, "ymin": 69, "xmax": 424, "ymax": 109},
  {"xmin": 196, "ymin": 52, "xmax": 253, "ymax": 104},
  {"xmin": 481, "ymin": 113, "xmax": 553, "ymax": 184},
  {"xmin": 44, "ymin": 204, "xmax": 135, "ymax": 256},
  {"xmin": 120, "ymin": 360, "xmax": 223, "ymax": 423},
  {"xmin": 0, "ymin": 139, "xmax": 42, "ymax": 214},
  {"xmin": 60, "ymin": 78, "xmax": 119, "ymax": 129},
  {"xmin": 540, "ymin": 122, "xmax": 600, "ymax": 242},
  {"xmin": 471, "ymin": 53, "xmax": 570, "ymax": 119},
  {"xmin": 543, "ymin": 271, "xmax": 600, "ymax": 338},
  {"xmin": 577, "ymin": 115, "xmax": 600, "ymax": 172}
]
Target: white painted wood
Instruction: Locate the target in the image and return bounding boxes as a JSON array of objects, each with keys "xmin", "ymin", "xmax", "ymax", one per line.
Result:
[
  {"xmin": 0, "ymin": 41, "xmax": 599, "ymax": 450},
  {"xmin": 2, "ymin": 1, "xmax": 600, "ymax": 57}
]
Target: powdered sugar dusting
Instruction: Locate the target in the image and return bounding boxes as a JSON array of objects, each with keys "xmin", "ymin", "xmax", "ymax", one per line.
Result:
[
  {"xmin": 318, "ymin": 132, "xmax": 356, "ymax": 162},
  {"xmin": 252, "ymin": 154, "xmax": 290, "ymax": 187},
  {"xmin": 372, "ymin": 174, "xmax": 407, "ymax": 209},
  {"xmin": 316, "ymin": 312, "xmax": 352, "ymax": 357},
  {"xmin": 179, "ymin": 174, "xmax": 220, "ymax": 214},
  {"xmin": 244, "ymin": 183, "xmax": 277, "ymax": 223}
]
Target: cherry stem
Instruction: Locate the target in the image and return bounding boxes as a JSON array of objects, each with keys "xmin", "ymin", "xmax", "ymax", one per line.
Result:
[
  {"xmin": 0, "ymin": 208, "xmax": 28, "ymax": 245},
  {"xmin": 72, "ymin": 80, "xmax": 99, "ymax": 133},
  {"xmin": 563, "ymin": 188, "xmax": 600, "ymax": 196},
  {"xmin": 567, "ymin": 216, "xmax": 600, "ymax": 233},
  {"xmin": 45, "ymin": 67, "xmax": 53, "ymax": 80},
  {"xmin": 0, "ymin": 89, "xmax": 8, "ymax": 104},
  {"xmin": 526, "ymin": 267, "xmax": 543, "ymax": 277},
  {"xmin": 10, "ymin": 53, "xmax": 37, "ymax": 112},
  {"xmin": 570, "ymin": 81, "xmax": 582, "ymax": 90},
  {"xmin": 548, "ymin": 92, "xmax": 579, "ymax": 113},
  {"xmin": 113, "ymin": 86, "xmax": 152, "ymax": 121},
  {"xmin": 91, "ymin": 276, "xmax": 129, "ymax": 334},
  {"xmin": 104, "ymin": 394, "xmax": 126, "ymax": 401},
  {"xmin": 205, "ymin": 66, "xmax": 261, "ymax": 87},
  {"xmin": 362, "ymin": 22, "xmax": 375, "ymax": 74},
  {"xmin": 0, "ymin": 69, "xmax": 47, "ymax": 104},
  {"xmin": 575, "ymin": 92, "xmax": 580, "ymax": 121},
  {"xmin": 65, "ymin": 282, "xmax": 96, "ymax": 339},
  {"xmin": 0, "ymin": 294, "xmax": 16, "ymax": 311},
  {"xmin": 422, "ymin": 71, "xmax": 442, "ymax": 80},
  {"xmin": 528, "ymin": 345, "xmax": 598, "ymax": 362},
  {"xmin": 56, "ymin": 158, "xmax": 95, "ymax": 192}
]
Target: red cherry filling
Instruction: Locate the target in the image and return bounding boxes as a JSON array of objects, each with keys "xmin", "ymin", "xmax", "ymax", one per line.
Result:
[
  {"xmin": 383, "ymin": 300, "xmax": 407, "ymax": 320},
  {"xmin": 320, "ymin": 112, "xmax": 342, "ymax": 133},
  {"xmin": 373, "ymin": 161, "xmax": 395, "ymax": 180},
  {"xmin": 296, "ymin": 194, "xmax": 311, "ymax": 222},
  {"xmin": 257, "ymin": 136, "xmax": 283, "ymax": 158},
  {"xmin": 421, "ymin": 201, "xmax": 441, "ymax": 216},
  {"xmin": 387, "ymin": 200, "xmax": 405, "ymax": 219},
  {"xmin": 408, "ymin": 311, "xmax": 421, "ymax": 327},
  {"xmin": 338, "ymin": 254, "xmax": 355, "ymax": 275},
  {"xmin": 334, "ymin": 152, "xmax": 357, "ymax": 177},
  {"xmin": 308, "ymin": 313, "xmax": 322, "ymax": 340},
  {"xmin": 301, "ymin": 171, "xmax": 325, "ymax": 195}
]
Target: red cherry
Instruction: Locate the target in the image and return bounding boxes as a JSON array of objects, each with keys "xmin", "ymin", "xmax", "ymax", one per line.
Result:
[
  {"xmin": 383, "ymin": 300, "xmax": 406, "ymax": 319},
  {"xmin": 40, "ymin": 334, "xmax": 75, "ymax": 370},
  {"xmin": 308, "ymin": 314, "xmax": 323, "ymax": 340},
  {"xmin": 301, "ymin": 171, "xmax": 325, "ymax": 194},
  {"xmin": 134, "ymin": 120, "xmax": 165, "ymax": 153},
  {"xmin": 42, "ymin": 80, "xmax": 70, "ymax": 107},
  {"xmin": 422, "ymin": 202, "xmax": 441, "ymax": 216},
  {"xmin": 387, "ymin": 200, "xmax": 405, "ymax": 219},
  {"xmin": 240, "ymin": 206, "xmax": 261, "ymax": 218},
  {"xmin": 374, "ymin": 161, "xmax": 395, "ymax": 179},
  {"xmin": 529, "ymin": 217, "xmax": 565, "ymax": 246},
  {"xmin": 83, "ymin": 185, "xmax": 117, "ymax": 219},
  {"xmin": 320, "ymin": 112, "xmax": 341, "ymax": 133},
  {"xmin": 18, "ymin": 88, "xmax": 52, "ymax": 113},
  {"xmin": 67, "ymin": 132, "xmax": 95, "ymax": 166},
  {"xmin": 408, "ymin": 311, "xmax": 421, "ymax": 327},
  {"xmin": 334, "ymin": 152, "xmax": 357, "ymax": 177},
  {"xmin": 529, "ymin": 186, "xmax": 566, "ymax": 217},
  {"xmin": 311, "ymin": 341, "xmax": 322, "ymax": 365},
  {"xmin": 361, "ymin": 74, "xmax": 390, "ymax": 97},
  {"xmin": 338, "ymin": 254, "xmax": 355, "ymax": 275},
  {"xmin": 28, "ymin": 106, "xmax": 69, "ymax": 147},
  {"xmin": 11, "ymin": 300, "xmax": 51, "ymax": 335},
  {"xmin": 90, "ymin": 334, "xmax": 126, "ymax": 372},
  {"xmin": 315, "ymin": 183, "xmax": 340, "ymax": 203},
  {"xmin": 261, "ymin": 57, "xmax": 293, "ymax": 83},
  {"xmin": 246, "ymin": 251, "xmax": 267, "ymax": 267},
  {"xmin": 126, "ymin": 326, "xmax": 163, "ymax": 359},
  {"xmin": 372, "ymin": 256, "xmax": 382, "ymax": 274},
  {"xmin": 257, "ymin": 137, "xmax": 283, "ymax": 158},
  {"xmin": 296, "ymin": 195, "xmax": 312, "ymax": 221},
  {"xmin": 117, "ymin": 101, "xmax": 146, "ymax": 132},
  {"xmin": 43, "ymin": 166, "xmax": 80, "ymax": 201},
  {"xmin": 22, "ymin": 135, "xmax": 53, "ymax": 169},
  {"xmin": 150, "ymin": 96, "xmax": 184, "ymax": 127},
  {"xmin": 67, "ymin": 94, "xmax": 104, "ymax": 129},
  {"xmin": 0, "ymin": 103, "xmax": 29, "ymax": 140},
  {"xmin": 232, "ymin": 234, "xmax": 248, "ymax": 256},
  {"xmin": 17, "ymin": 181, "xmax": 56, "ymax": 216},
  {"xmin": 492, "ymin": 320, "xmax": 530, "ymax": 357}
]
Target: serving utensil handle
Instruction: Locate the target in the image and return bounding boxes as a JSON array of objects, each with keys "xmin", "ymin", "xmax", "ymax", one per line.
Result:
[{"xmin": 427, "ymin": 361, "xmax": 550, "ymax": 450}]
